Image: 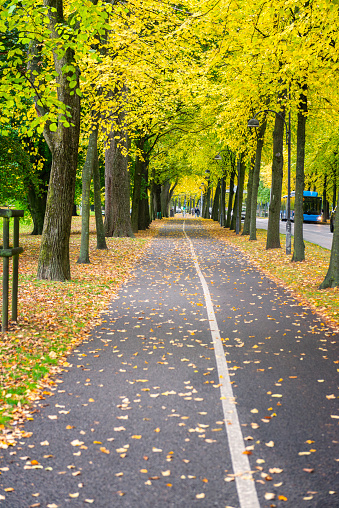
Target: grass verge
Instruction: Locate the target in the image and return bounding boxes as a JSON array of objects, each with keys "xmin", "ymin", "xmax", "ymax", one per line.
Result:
[{"xmin": 0, "ymin": 217, "xmax": 156, "ymax": 444}]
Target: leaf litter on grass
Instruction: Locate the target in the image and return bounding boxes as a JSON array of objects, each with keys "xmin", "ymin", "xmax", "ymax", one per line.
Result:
[{"xmin": 0, "ymin": 216, "xmax": 157, "ymax": 444}]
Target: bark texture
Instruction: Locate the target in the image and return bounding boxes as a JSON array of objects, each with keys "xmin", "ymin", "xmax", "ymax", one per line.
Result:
[
  {"xmin": 104, "ymin": 111, "xmax": 134, "ymax": 238},
  {"xmin": 266, "ymin": 109, "xmax": 285, "ymax": 250},
  {"xmin": 319, "ymin": 190, "xmax": 339, "ymax": 288},
  {"xmin": 37, "ymin": 0, "xmax": 81, "ymax": 280},
  {"xmin": 250, "ymin": 119, "xmax": 267, "ymax": 241},
  {"xmin": 77, "ymin": 129, "xmax": 98, "ymax": 264},
  {"xmin": 242, "ymin": 157, "xmax": 254, "ymax": 235},
  {"xmin": 92, "ymin": 134, "xmax": 107, "ymax": 250},
  {"xmin": 226, "ymin": 170, "xmax": 235, "ymax": 228},
  {"xmin": 211, "ymin": 180, "xmax": 221, "ymax": 221},
  {"xmin": 292, "ymin": 86, "xmax": 307, "ymax": 262}
]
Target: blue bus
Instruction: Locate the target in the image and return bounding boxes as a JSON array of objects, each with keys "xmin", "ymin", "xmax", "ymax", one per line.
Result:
[{"xmin": 281, "ymin": 191, "xmax": 322, "ymax": 222}]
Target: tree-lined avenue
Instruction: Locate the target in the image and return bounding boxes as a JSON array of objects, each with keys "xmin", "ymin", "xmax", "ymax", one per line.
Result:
[{"xmin": 0, "ymin": 219, "xmax": 337, "ymax": 507}]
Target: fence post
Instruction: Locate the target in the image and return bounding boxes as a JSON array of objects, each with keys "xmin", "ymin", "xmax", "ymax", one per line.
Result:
[
  {"xmin": 2, "ymin": 217, "xmax": 10, "ymax": 332},
  {"xmin": 0, "ymin": 209, "xmax": 24, "ymax": 332}
]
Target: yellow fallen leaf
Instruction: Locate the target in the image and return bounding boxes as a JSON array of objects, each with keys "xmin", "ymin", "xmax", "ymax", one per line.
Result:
[
  {"xmin": 69, "ymin": 493, "xmax": 79, "ymax": 498},
  {"xmin": 40, "ymin": 441, "xmax": 49, "ymax": 446},
  {"xmin": 140, "ymin": 469, "xmax": 148, "ymax": 473},
  {"xmin": 265, "ymin": 441, "xmax": 274, "ymax": 447},
  {"xmin": 100, "ymin": 447, "xmax": 110, "ymax": 454},
  {"xmin": 132, "ymin": 435, "xmax": 142, "ymax": 439},
  {"xmin": 196, "ymin": 493, "xmax": 205, "ymax": 499},
  {"xmin": 161, "ymin": 470, "xmax": 171, "ymax": 476}
]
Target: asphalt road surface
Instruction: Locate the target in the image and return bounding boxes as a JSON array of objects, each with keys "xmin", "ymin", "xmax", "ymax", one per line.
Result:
[
  {"xmin": 256, "ymin": 219, "xmax": 333, "ymax": 250},
  {"xmin": 0, "ymin": 219, "xmax": 338, "ymax": 508}
]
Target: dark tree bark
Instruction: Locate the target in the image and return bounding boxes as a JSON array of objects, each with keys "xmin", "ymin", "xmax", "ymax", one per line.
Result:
[
  {"xmin": 212, "ymin": 180, "xmax": 221, "ymax": 221},
  {"xmin": 266, "ymin": 108, "xmax": 285, "ymax": 250},
  {"xmin": 131, "ymin": 139, "xmax": 146, "ymax": 233},
  {"xmin": 226, "ymin": 170, "xmax": 235, "ymax": 228},
  {"xmin": 92, "ymin": 128, "xmax": 107, "ymax": 250},
  {"xmin": 292, "ymin": 86, "xmax": 307, "ymax": 262},
  {"xmin": 37, "ymin": 0, "xmax": 81, "ymax": 281},
  {"xmin": 202, "ymin": 183, "xmax": 211, "ymax": 218},
  {"xmin": 27, "ymin": 182, "xmax": 47, "ymax": 235},
  {"xmin": 242, "ymin": 156, "xmax": 255, "ymax": 235},
  {"xmin": 77, "ymin": 128, "xmax": 98, "ymax": 264},
  {"xmin": 161, "ymin": 181, "xmax": 177, "ymax": 217},
  {"xmin": 26, "ymin": 138, "xmax": 51, "ymax": 235},
  {"xmin": 104, "ymin": 108, "xmax": 134, "ymax": 238},
  {"xmin": 138, "ymin": 165, "xmax": 150, "ymax": 230},
  {"xmin": 154, "ymin": 183, "xmax": 162, "ymax": 217},
  {"xmin": 320, "ymin": 190, "xmax": 339, "ymax": 288},
  {"xmin": 230, "ymin": 157, "xmax": 245, "ymax": 232},
  {"xmin": 250, "ymin": 119, "xmax": 267, "ymax": 241}
]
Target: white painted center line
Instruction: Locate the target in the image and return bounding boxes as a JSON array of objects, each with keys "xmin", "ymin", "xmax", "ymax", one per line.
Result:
[{"xmin": 183, "ymin": 222, "xmax": 261, "ymax": 508}]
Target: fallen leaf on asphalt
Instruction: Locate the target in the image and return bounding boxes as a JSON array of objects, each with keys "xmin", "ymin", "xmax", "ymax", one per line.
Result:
[
  {"xmin": 69, "ymin": 493, "xmax": 79, "ymax": 498},
  {"xmin": 152, "ymin": 447, "xmax": 162, "ymax": 452},
  {"xmin": 264, "ymin": 493, "xmax": 275, "ymax": 500},
  {"xmin": 162, "ymin": 470, "xmax": 171, "ymax": 476},
  {"xmin": 265, "ymin": 441, "xmax": 274, "ymax": 447},
  {"xmin": 303, "ymin": 468, "xmax": 314, "ymax": 473},
  {"xmin": 196, "ymin": 493, "xmax": 205, "ymax": 499},
  {"xmin": 71, "ymin": 440, "xmax": 84, "ymax": 447}
]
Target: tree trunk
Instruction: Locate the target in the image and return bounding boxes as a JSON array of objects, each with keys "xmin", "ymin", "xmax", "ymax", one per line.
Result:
[
  {"xmin": 226, "ymin": 170, "xmax": 235, "ymax": 228},
  {"xmin": 266, "ymin": 109, "xmax": 285, "ymax": 250},
  {"xmin": 138, "ymin": 164, "xmax": 150, "ymax": 230},
  {"xmin": 131, "ymin": 150, "xmax": 144, "ymax": 233},
  {"xmin": 154, "ymin": 183, "xmax": 162, "ymax": 217},
  {"xmin": 202, "ymin": 184, "xmax": 211, "ymax": 218},
  {"xmin": 242, "ymin": 156, "xmax": 255, "ymax": 235},
  {"xmin": 292, "ymin": 86, "xmax": 307, "ymax": 262},
  {"xmin": 250, "ymin": 119, "xmax": 267, "ymax": 241},
  {"xmin": 27, "ymin": 185, "xmax": 47, "ymax": 235},
  {"xmin": 104, "ymin": 114, "xmax": 134, "ymax": 237},
  {"xmin": 92, "ymin": 127, "xmax": 107, "ymax": 250},
  {"xmin": 230, "ymin": 157, "xmax": 245, "ymax": 232},
  {"xmin": 37, "ymin": 1, "xmax": 81, "ymax": 281},
  {"xmin": 319, "ymin": 190, "xmax": 339, "ymax": 288},
  {"xmin": 161, "ymin": 181, "xmax": 176, "ymax": 217},
  {"xmin": 77, "ymin": 129, "xmax": 98, "ymax": 264},
  {"xmin": 212, "ymin": 180, "xmax": 220, "ymax": 221}
]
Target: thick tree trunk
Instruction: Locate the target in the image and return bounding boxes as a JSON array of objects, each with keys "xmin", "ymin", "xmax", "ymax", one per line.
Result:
[
  {"xmin": 292, "ymin": 87, "xmax": 307, "ymax": 262},
  {"xmin": 154, "ymin": 183, "xmax": 162, "ymax": 217},
  {"xmin": 104, "ymin": 123, "xmax": 134, "ymax": 237},
  {"xmin": 202, "ymin": 184, "xmax": 211, "ymax": 218},
  {"xmin": 161, "ymin": 181, "xmax": 176, "ymax": 217},
  {"xmin": 212, "ymin": 180, "xmax": 220, "ymax": 221},
  {"xmin": 242, "ymin": 156, "xmax": 255, "ymax": 235},
  {"xmin": 27, "ymin": 185, "xmax": 47, "ymax": 235},
  {"xmin": 77, "ymin": 129, "xmax": 98, "ymax": 264},
  {"xmin": 230, "ymin": 157, "xmax": 245, "ymax": 232},
  {"xmin": 266, "ymin": 109, "xmax": 285, "ymax": 250},
  {"xmin": 37, "ymin": 1, "xmax": 81, "ymax": 281},
  {"xmin": 131, "ymin": 156, "xmax": 143, "ymax": 233},
  {"xmin": 226, "ymin": 171, "xmax": 235, "ymax": 228},
  {"xmin": 92, "ymin": 129, "xmax": 107, "ymax": 250},
  {"xmin": 138, "ymin": 165, "xmax": 150, "ymax": 230},
  {"xmin": 250, "ymin": 119, "xmax": 267, "ymax": 241},
  {"xmin": 320, "ymin": 190, "xmax": 339, "ymax": 288}
]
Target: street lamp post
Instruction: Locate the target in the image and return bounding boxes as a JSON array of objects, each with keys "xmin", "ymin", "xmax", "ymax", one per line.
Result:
[{"xmin": 248, "ymin": 109, "xmax": 292, "ymax": 255}]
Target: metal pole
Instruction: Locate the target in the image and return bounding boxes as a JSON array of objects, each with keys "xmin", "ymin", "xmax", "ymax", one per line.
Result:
[
  {"xmin": 12, "ymin": 217, "xmax": 19, "ymax": 322},
  {"xmin": 236, "ymin": 158, "xmax": 241, "ymax": 234},
  {"xmin": 286, "ymin": 109, "xmax": 292, "ymax": 255},
  {"xmin": 2, "ymin": 218, "xmax": 10, "ymax": 331}
]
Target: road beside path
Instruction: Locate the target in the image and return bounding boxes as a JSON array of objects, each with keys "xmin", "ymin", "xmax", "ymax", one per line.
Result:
[{"xmin": 0, "ymin": 219, "xmax": 337, "ymax": 508}]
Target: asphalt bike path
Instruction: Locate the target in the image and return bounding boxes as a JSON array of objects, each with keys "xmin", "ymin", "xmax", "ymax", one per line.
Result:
[{"xmin": 0, "ymin": 219, "xmax": 337, "ymax": 508}]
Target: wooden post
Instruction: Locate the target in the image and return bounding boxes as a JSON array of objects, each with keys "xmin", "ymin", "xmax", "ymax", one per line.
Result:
[
  {"xmin": 12, "ymin": 216, "xmax": 20, "ymax": 322},
  {"xmin": 2, "ymin": 217, "xmax": 10, "ymax": 332},
  {"xmin": 0, "ymin": 209, "xmax": 24, "ymax": 332}
]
